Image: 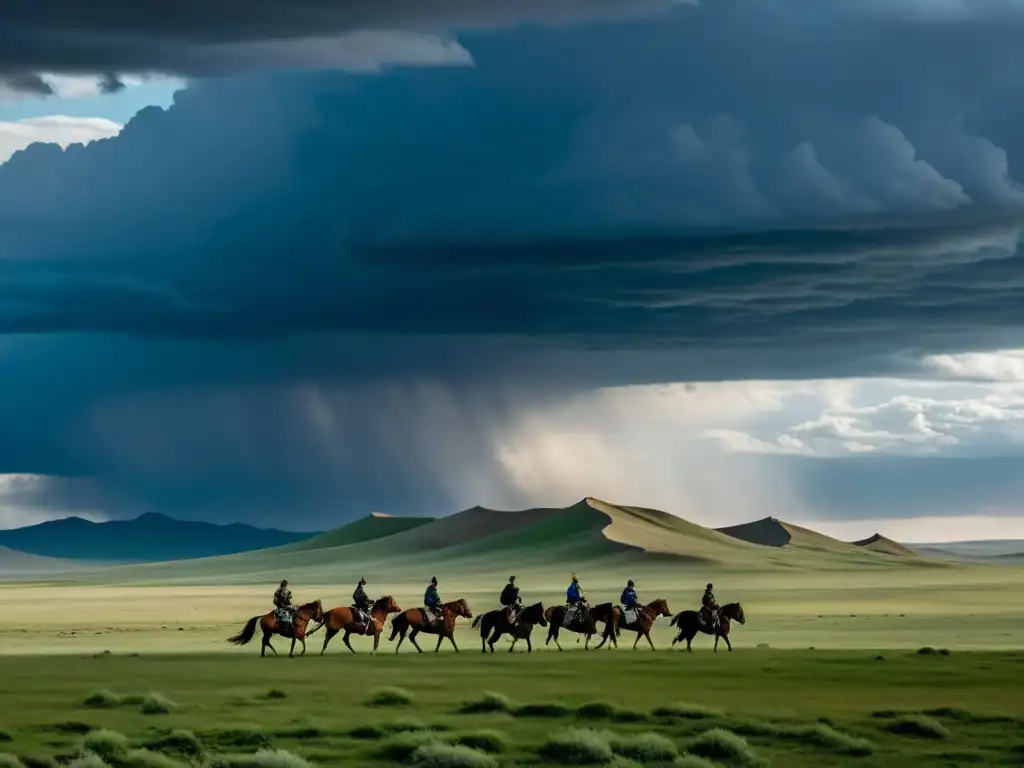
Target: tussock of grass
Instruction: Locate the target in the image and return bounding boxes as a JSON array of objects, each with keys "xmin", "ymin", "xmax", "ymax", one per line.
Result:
[
  {"xmin": 0, "ymin": 754, "xmax": 23, "ymax": 768},
  {"xmin": 50, "ymin": 722, "xmax": 92, "ymax": 735},
  {"xmin": 204, "ymin": 729, "xmax": 271, "ymax": 750},
  {"xmin": 141, "ymin": 694, "xmax": 176, "ymax": 715},
  {"xmin": 804, "ymin": 724, "xmax": 873, "ymax": 756},
  {"xmin": 272, "ymin": 728, "xmax": 325, "ymax": 740},
  {"xmin": 576, "ymin": 702, "xmax": 617, "ymax": 720},
  {"xmin": 458, "ymin": 693, "xmax": 513, "ymax": 715},
  {"xmin": 611, "ymin": 709, "xmax": 649, "ymax": 724},
  {"xmin": 204, "ymin": 750, "xmax": 311, "ymax": 768},
  {"xmin": 538, "ymin": 728, "xmax": 614, "ymax": 765},
  {"xmin": 653, "ymin": 703, "xmax": 723, "ymax": 720},
  {"xmin": 515, "ymin": 702, "xmax": 573, "ymax": 718},
  {"xmin": 68, "ymin": 755, "xmax": 107, "ymax": 768},
  {"xmin": 676, "ymin": 755, "xmax": 719, "ymax": 768},
  {"xmin": 384, "ymin": 718, "xmax": 430, "ymax": 734},
  {"xmin": 347, "ymin": 726, "xmax": 386, "ymax": 741},
  {"xmin": 410, "ymin": 744, "xmax": 497, "ymax": 768},
  {"xmin": 81, "ymin": 730, "xmax": 129, "ymax": 761},
  {"xmin": 379, "ymin": 731, "xmax": 454, "ymax": 761},
  {"xmin": 122, "ymin": 750, "xmax": 187, "ymax": 768},
  {"xmin": 0, "ymin": 734, "xmax": 10, "ymax": 744},
  {"xmin": 366, "ymin": 687, "xmax": 415, "ymax": 707},
  {"xmin": 83, "ymin": 691, "xmax": 121, "ymax": 709},
  {"xmin": 688, "ymin": 729, "xmax": 761, "ymax": 765},
  {"xmin": 264, "ymin": 690, "xmax": 287, "ymax": 701},
  {"xmin": 454, "ymin": 731, "xmax": 506, "ymax": 754},
  {"xmin": 21, "ymin": 757, "xmax": 57, "ymax": 768},
  {"xmin": 145, "ymin": 730, "xmax": 204, "ymax": 757},
  {"xmin": 610, "ymin": 732, "xmax": 679, "ymax": 763},
  {"xmin": 883, "ymin": 714, "xmax": 950, "ymax": 740}
]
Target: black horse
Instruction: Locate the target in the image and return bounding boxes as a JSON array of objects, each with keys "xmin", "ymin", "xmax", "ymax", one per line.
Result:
[
  {"xmin": 471, "ymin": 602, "xmax": 548, "ymax": 653},
  {"xmin": 670, "ymin": 602, "xmax": 745, "ymax": 652}
]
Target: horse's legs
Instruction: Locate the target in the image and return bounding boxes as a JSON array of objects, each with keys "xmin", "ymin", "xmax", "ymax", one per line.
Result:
[
  {"xmin": 724, "ymin": 633, "xmax": 733, "ymax": 652},
  {"xmin": 289, "ymin": 636, "xmax": 297, "ymax": 658},
  {"xmin": 343, "ymin": 632, "xmax": 356, "ymax": 654},
  {"xmin": 526, "ymin": 634, "xmax": 533, "ymax": 653},
  {"xmin": 632, "ymin": 632, "xmax": 641, "ymax": 650},
  {"xmin": 509, "ymin": 636, "xmax": 517, "ymax": 653},
  {"xmin": 644, "ymin": 630, "xmax": 656, "ymax": 651},
  {"xmin": 714, "ymin": 634, "xmax": 720, "ymax": 653},
  {"xmin": 488, "ymin": 629, "xmax": 500, "ymax": 653},
  {"xmin": 321, "ymin": 626, "xmax": 339, "ymax": 655},
  {"xmin": 409, "ymin": 629, "xmax": 424, "ymax": 653},
  {"xmin": 585, "ymin": 633, "xmax": 592, "ymax": 651},
  {"xmin": 300, "ymin": 637, "xmax": 307, "ymax": 656},
  {"xmin": 372, "ymin": 631, "xmax": 380, "ymax": 654},
  {"xmin": 448, "ymin": 634, "xmax": 459, "ymax": 652},
  {"xmin": 263, "ymin": 630, "xmax": 277, "ymax": 657}
]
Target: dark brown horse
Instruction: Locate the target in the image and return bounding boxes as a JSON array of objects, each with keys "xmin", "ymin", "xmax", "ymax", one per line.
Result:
[
  {"xmin": 615, "ymin": 598, "xmax": 672, "ymax": 650},
  {"xmin": 388, "ymin": 598, "xmax": 472, "ymax": 654},
  {"xmin": 227, "ymin": 600, "xmax": 324, "ymax": 658},
  {"xmin": 544, "ymin": 602, "xmax": 619, "ymax": 650},
  {"xmin": 471, "ymin": 602, "xmax": 547, "ymax": 653},
  {"xmin": 670, "ymin": 602, "xmax": 745, "ymax": 652},
  {"xmin": 307, "ymin": 595, "xmax": 402, "ymax": 655}
]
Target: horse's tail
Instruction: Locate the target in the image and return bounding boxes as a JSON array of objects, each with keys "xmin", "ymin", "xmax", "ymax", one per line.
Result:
[
  {"xmin": 471, "ymin": 614, "xmax": 482, "ymax": 629},
  {"xmin": 227, "ymin": 615, "xmax": 260, "ymax": 646},
  {"xmin": 306, "ymin": 610, "xmax": 329, "ymax": 636},
  {"xmin": 389, "ymin": 612, "xmax": 409, "ymax": 641},
  {"xmin": 670, "ymin": 611, "xmax": 688, "ymax": 629}
]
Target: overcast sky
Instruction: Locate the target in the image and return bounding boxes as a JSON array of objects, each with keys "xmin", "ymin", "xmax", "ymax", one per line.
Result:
[{"xmin": 3, "ymin": 0, "xmax": 1024, "ymax": 542}]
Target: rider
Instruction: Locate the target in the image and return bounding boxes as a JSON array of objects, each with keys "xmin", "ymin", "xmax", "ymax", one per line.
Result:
[
  {"xmin": 424, "ymin": 576, "xmax": 441, "ymax": 622},
  {"xmin": 566, "ymin": 573, "xmax": 584, "ymax": 623},
  {"xmin": 352, "ymin": 576, "xmax": 373, "ymax": 634},
  {"xmin": 621, "ymin": 579, "xmax": 640, "ymax": 619},
  {"xmin": 273, "ymin": 579, "xmax": 295, "ymax": 625},
  {"xmin": 701, "ymin": 582, "xmax": 720, "ymax": 630},
  {"xmin": 500, "ymin": 576, "xmax": 521, "ymax": 624}
]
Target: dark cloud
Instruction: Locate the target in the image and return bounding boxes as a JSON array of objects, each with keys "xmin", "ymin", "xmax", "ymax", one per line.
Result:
[
  {"xmin": 0, "ymin": 72, "xmax": 53, "ymax": 94},
  {"xmin": 3, "ymin": 5, "xmax": 1024, "ymax": 528}
]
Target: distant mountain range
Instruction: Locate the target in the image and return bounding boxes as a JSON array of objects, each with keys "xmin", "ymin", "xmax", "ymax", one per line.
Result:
[{"xmin": 0, "ymin": 512, "xmax": 319, "ymax": 562}]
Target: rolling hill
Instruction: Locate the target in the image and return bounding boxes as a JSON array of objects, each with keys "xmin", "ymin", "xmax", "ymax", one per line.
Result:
[
  {"xmin": 853, "ymin": 533, "xmax": 917, "ymax": 557},
  {"xmin": 0, "ymin": 512, "xmax": 319, "ymax": 562},
  {"xmin": 0, "ymin": 546, "xmax": 82, "ymax": 578},
  {"xmin": 48, "ymin": 497, "xmax": 945, "ymax": 587}
]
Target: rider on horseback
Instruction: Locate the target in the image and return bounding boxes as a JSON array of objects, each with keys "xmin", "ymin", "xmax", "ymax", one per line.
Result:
[
  {"xmin": 352, "ymin": 577, "xmax": 373, "ymax": 635},
  {"xmin": 424, "ymin": 577, "xmax": 441, "ymax": 622},
  {"xmin": 701, "ymin": 583, "xmax": 719, "ymax": 631},
  {"xmin": 566, "ymin": 573, "xmax": 585, "ymax": 624},
  {"xmin": 621, "ymin": 579, "xmax": 640, "ymax": 625},
  {"xmin": 273, "ymin": 579, "xmax": 295, "ymax": 625},
  {"xmin": 500, "ymin": 576, "xmax": 521, "ymax": 625}
]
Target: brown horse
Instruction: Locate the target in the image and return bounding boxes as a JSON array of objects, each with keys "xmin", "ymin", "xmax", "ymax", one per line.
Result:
[
  {"xmin": 388, "ymin": 598, "xmax": 472, "ymax": 654},
  {"xmin": 471, "ymin": 602, "xmax": 547, "ymax": 653},
  {"xmin": 615, "ymin": 598, "xmax": 672, "ymax": 650},
  {"xmin": 227, "ymin": 600, "xmax": 324, "ymax": 658},
  {"xmin": 670, "ymin": 602, "xmax": 745, "ymax": 653},
  {"xmin": 544, "ymin": 602, "xmax": 619, "ymax": 650},
  {"xmin": 307, "ymin": 595, "xmax": 402, "ymax": 655}
]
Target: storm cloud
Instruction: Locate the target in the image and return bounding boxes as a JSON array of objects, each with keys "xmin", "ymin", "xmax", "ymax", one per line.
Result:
[{"xmin": 3, "ymin": 2, "xmax": 1024, "ymax": 530}]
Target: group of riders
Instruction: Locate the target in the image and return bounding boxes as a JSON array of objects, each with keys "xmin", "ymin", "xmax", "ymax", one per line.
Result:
[{"xmin": 272, "ymin": 573, "xmax": 724, "ymax": 633}]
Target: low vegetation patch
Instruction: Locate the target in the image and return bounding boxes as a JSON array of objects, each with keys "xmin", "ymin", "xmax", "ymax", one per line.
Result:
[
  {"xmin": 205, "ymin": 750, "xmax": 312, "ymax": 768},
  {"xmin": 22, "ymin": 757, "xmax": 57, "ymax": 768},
  {"xmin": 653, "ymin": 703, "xmax": 723, "ymax": 720},
  {"xmin": 803, "ymin": 724, "xmax": 873, "ymax": 756},
  {"xmin": 0, "ymin": 733, "xmax": 10, "ymax": 744},
  {"xmin": 882, "ymin": 714, "xmax": 950, "ymax": 740},
  {"xmin": 538, "ymin": 728, "xmax": 615, "ymax": 765},
  {"xmin": 68, "ymin": 755, "xmax": 106, "ymax": 768},
  {"xmin": 121, "ymin": 750, "xmax": 187, "ymax": 768},
  {"xmin": 379, "ymin": 731, "xmax": 455, "ymax": 761},
  {"xmin": 453, "ymin": 731, "xmax": 507, "ymax": 754},
  {"xmin": 141, "ymin": 694, "xmax": 177, "ymax": 715},
  {"xmin": 48, "ymin": 722, "xmax": 92, "ymax": 735},
  {"xmin": 688, "ymin": 729, "xmax": 763, "ymax": 765},
  {"xmin": 264, "ymin": 690, "xmax": 287, "ymax": 701},
  {"xmin": 610, "ymin": 732, "xmax": 679, "ymax": 763},
  {"xmin": 203, "ymin": 728, "xmax": 272, "ymax": 750},
  {"xmin": 457, "ymin": 693, "xmax": 513, "ymax": 715},
  {"xmin": 366, "ymin": 687, "xmax": 415, "ymax": 708},
  {"xmin": 576, "ymin": 702, "xmax": 617, "ymax": 720},
  {"xmin": 384, "ymin": 718, "xmax": 431, "ymax": 734},
  {"xmin": 347, "ymin": 726, "xmax": 386, "ymax": 741},
  {"xmin": 611, "ymin": 709, "xmax": 650, "ymax": 724},
  {"xmin": 514, "ymin": 702, "xmax": 573, "ymax": 718},
  {"xmin": 81, "ymin": 729, "xmax": 129, "ymax": 761},
  {"xmin": 410, "ymin": 744, "xmax": 497, "ymax": 768},
  {"xmin": 676, "ymin": 756, "xmax": 719, "ymax": 768},
  {"xmin": 145, "ymin": 730, "xmax": 204, "ymax": 757},
  {"xmin": 83, "ymin": 691, "xmax": 121, "ymax": 710},
  {"xmin": 0, "ymin": 754, "xmax": 23, "ymax": 768}
]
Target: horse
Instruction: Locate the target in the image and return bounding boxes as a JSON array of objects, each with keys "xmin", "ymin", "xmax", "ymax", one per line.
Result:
[
  {"xmin": 307, "ymin": 595, "xmax": 402, "ymax": 655},
  {"xmin": 388, "ymin": 598, "xmax": 473, "ymax": 654},
  {"xmin": 615, "ymin": 598, "xmax": 672, "ymax": 650},
  {"xmin": 544, "ymin": 602, "xmax": 619, "ymax": 651},
  {"xmin": 227, "ymin": 600, "xmax": 324, "ymax": 658},
  {"xmin": 670, "ymin": 602, "xmax": 746, "ymax": 652},
  {"xmin": 471, "ymin": 602, "xmax": 547, "ymax": 653}
]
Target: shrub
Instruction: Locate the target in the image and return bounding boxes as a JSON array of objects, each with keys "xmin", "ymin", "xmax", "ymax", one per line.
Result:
[
  {"xmin": 204, "ymin": 729, "xmax": 271, "ymax": 750},
  {"xmin": 653, "ymin": 703, "xmax": 723, "ymax": 720},
  {"xmin": 82, "ymin": 730, "xmax": 129, "ymax": 761},
  {"xmin": 145, "ymin": 730, "xmax": 203, "ymax": 757},
  {"xmin": 379, "ymin": 731, "xmax": 454, "ymax": 761},
  {"xmin": 538, "ymin": 729, "xmax": 614, "ymax": 765},
  {"xmin": 410, "ymin": 744, "xmax": 497, "ymax": 768},
  {"xmin": 122, "ymin": 750, "xmax": 188, "ymax": 768},
  {"xmin": 204, "ymin": 750, "xmax": 311, "ymax": 768},
  {"xmin": 141, "ymin": 694, "xmax": 176, "ymax": 715},
  {"xmin": 883, "ymin": 715, "xmax": 950, "ymax": 740},
  {"xmin": 264, "ymin": 690, "xmax": 287, "ymax": 701},
  {"xmin": 458, "ymin": 693, "xmax": 512, "ymax": 715},
  {"xmin": 676, "ymin": 755, "xmax": 718, "ymax": 768},
  {"xmin": 83, "ymin": 691, "xmax": 121, "ymax": 709},
  {"xmin": 347, "ymin": 726, "xmax": 386, "ymax": 740},
  {"xmin": 69, "ymin": 755, "xmax": 107, "ymax": 768},
  {"xmin": 0, "ymin": 734, "xmax": 10, "ymax": 744},
  {"xmin": 366, "ymin": 687, "xmax": 415, "ymax": 707},
  {"xmin": 610, "ymin": 732, "xmax": 678, "ymax": 763},
  {"xmin": 21, "ymin": 757, "xmax": 57, "ymax": 768},
  {"xmin": 454, "ymin": 731, "xmax": 506, "ymax": 754},
  {"xmin": 611, "ymin": 709, "xmax": 650, "ymax": 724},
  {"xmin": 688, "ymin": 729, "xmax": 758, "ymax": 763},
  {"xmin": 50, "ymin": 722, "xmax": 92, "ymax": 735},
  {"xmin": 0, "ymin": 754, "xmax": 23, "ymax": 768},
  {"xmin": 804, "ymin": 724, "xmax": 873, "ymax": 756},
  {"xmin": 515, "ymin": 702, "xmax": 572, "ymax": 718},
  {"xmin": 384, "ymin": 718, "xmax": 430, "ymax": 734},
  {"xmin": 576, "ymin": 702, "xmax": 617, "ymax": 720}
]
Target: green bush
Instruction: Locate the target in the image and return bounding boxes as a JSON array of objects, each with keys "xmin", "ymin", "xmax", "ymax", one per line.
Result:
[
  {"xmin": 457, "ymin": 693, "xmax": 512, "ymax": 715},
  {"xmin": 610, "ymin": 732, "xmax": 678, "ymax": 763},
  {"xmin": 410, "ymin": 744, "xmax": 497, "ymax": 768},
  {"xmin": 82, "ymin": 730, "xmax": 129, "ymax": 761},
  {"xmin": 538, "ymin": 729, "xmax": 614, "ymax": 765},
  {"xmin": 454, "ymin": 731, "xmax": 506, "ymax": 754},
  {"xmin": 883, "ymin": 714, "xmax": 950, "ymax": 740},
  {"xmin": 688, "ymin": 729, "xmax": 759, "ymax": 764},
  {"xmin": 140, "ymin": 694, "xmax": 176, "ymax": 716},
  {"xmin": 366, "ymin": 687, "xmax": 415, "ymax": 707},
  {"xmin": 83, "ymin": 691, "xmax": 121, "ymax": 709},
  {"xmin": 145, "ymin": 730, "xmax": 203, "ymax": 757}
]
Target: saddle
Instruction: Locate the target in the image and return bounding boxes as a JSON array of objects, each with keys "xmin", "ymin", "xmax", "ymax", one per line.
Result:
[
  {"xmin": 353, "ymin": 606, "xmax": 373, "ymax": 632},
  {"xmin": 422, "ymin": 607, "xmax": 442, "ymax": 626},
  {"xmin": 699, "ymin": 607, "xmax": 719, "ymax": 630},
  {"xmin": 563, "ymin": 604, "xmax": 585, "ymax": 628},
  {"xmin": 621, "ymin": 607, "xmax": 640, "ymax": 627},
  {"xmin": 275, "ymin": 607, "xmax": 295, "ymax": 625}
]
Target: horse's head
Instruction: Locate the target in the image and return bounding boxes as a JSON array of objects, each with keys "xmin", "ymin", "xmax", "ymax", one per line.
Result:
[
  {"xmin": 301, "ymin": 600, "xmax": 324, "ymax": 623},
  {"xmin": 648, "ymin": 598, "xmax": 672, "ymax": 618},
  {"xmin": 375, "ymin": 595, "xmax": 402, "ymax": 615},
  {"xmin": 523, "ymin": 602, "xmax": 547, "ymax": 626},
  {"xmin": 725, "ymin": 602, "xmax": 745, "ymax": 624},
  {"xmin": 447, "ymin": 598, "xmax": 472, "ymax": 619}
]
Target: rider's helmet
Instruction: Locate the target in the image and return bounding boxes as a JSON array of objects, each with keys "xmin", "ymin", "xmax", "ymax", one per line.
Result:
[
  {"xmin": 571, "ymin": 573, "xmax": 578, "ymax": 582},
  {"xmin": 627, "ymin": 579, "xmax": 635, "ymax": 587},
  {"xmin": 706, "ymin": 583, "xmax": 713, "ymax": 590},
  {"xmin": 509, "ymin": 575, "xmax": 515, "ymax": 583},
  {"xmin": 359, "ymin": 577, "xmax": 366, "ymax": 585},
  {"xmin": 281, "ymin": 579, "xmax": 288, "ymax": 586},
  {"xmin": 431, "ymin": 576, "xmax": 438, "ymax": 585}
]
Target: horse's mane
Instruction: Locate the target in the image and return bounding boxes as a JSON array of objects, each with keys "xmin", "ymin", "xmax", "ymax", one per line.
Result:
[{"xmin": 372, "ymin": 595, "xmax": 393, "ymax": 608}]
